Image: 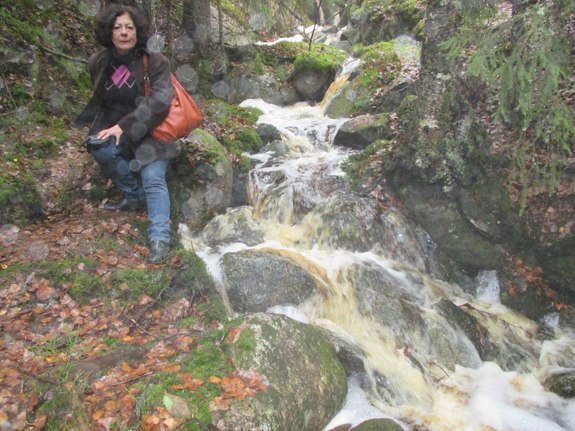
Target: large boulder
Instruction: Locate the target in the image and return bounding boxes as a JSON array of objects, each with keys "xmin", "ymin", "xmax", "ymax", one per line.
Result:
[
  {"xmin": 434, "ymin": 299, "xmax": 539, "ymax": 372},
  {"xmin": 378, "ymin": 0, "xmax": 566, "ymax": 318},
  {"xmin": 341, "ymin": 3, "xmax": 425, "ymax": 45},
  {"xmin": 199, "ymin": 206, "xmax": 265, "ymax": 248},
  {"xmin": 298, "ymin": 191, "xmax": 435, "ymax": 274},
  {"xmin": 213, "ymin": 313, "xmax": 347, "ymax": 430},
  {"xmin": 169, "ymin": 129, "xmax": 234, "ymax": 230},
  {"xmin": 225, "ymin": 72, "xmax": 300, "ymax": 106},
  {"xmin": 324, "ymin": 72, "xmax": 416, "ymax": 120},
  {"xmin": 333, "ymin": 114, "xmax": 393, "ymax": 150},
  {"xmin": 221, "ymin": 249, "xmax": 320, "ymax": 313},
  {"xmin": 288, "ymin": 67, "xmax": 336, "ymax": 102},
  {"xmin": 350, "ymin": 418, "xmax": 405, "ymax": 431},
  {"xmin": 389, "ymin": 177, "xmax": 525, "ymax": 273}
]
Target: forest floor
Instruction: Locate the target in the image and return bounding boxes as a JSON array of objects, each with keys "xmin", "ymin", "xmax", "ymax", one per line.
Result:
[{"xmin": 0, "ymin": 137, "xmax": 260, "ymax": 430}]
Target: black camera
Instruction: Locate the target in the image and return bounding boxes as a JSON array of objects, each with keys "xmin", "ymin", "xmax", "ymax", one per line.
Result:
[{"xmin": 84, "ymin": 135, "xmax": 113, "ymax": 149}]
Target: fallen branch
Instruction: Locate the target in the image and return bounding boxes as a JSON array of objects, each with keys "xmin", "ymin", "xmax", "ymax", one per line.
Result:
[
  {"xmin": 110, "ymin": 370, "xmax": 154, "ymax": 387},
  {"xmin": 37, "ymin": 45, "xmax": 87, "ymax": 64},
  {"xmin": 16, "ymin": 367, "xmax": 57, "ymax": 385},
  {"xmin": 128, "ymin": 317, "xmax": 161, "ymax": 340}
]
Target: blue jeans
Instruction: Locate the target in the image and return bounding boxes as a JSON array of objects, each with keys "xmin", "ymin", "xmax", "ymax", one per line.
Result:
[{"xmin": 90, "ymin": 140, "xmax": 171, "ymax": 243}]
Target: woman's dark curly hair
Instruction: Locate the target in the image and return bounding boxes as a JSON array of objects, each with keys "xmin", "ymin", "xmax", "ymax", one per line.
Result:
[{"xmin": 94, "ymin": 4, "xmax": 149, "ymax": 48}]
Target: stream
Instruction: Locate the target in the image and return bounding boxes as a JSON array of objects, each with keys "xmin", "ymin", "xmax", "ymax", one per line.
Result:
[{"xmin": 180, "ymin": 39, "xmax": 575, "ymax": 431}]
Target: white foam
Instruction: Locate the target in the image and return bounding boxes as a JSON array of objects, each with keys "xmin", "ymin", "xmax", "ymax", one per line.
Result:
[
  {"xmin": 434, "ymin": 362, "xmax": 575, "ymax": 431},
  {"xmin": 267, "ymin": 304, "xmax": 309, "ymax": 323},
  {"xmin": 323, "ymin": 376, "xmax": 405, "ymax": 430},
  {"xmin": 475, "ymin": 270, "xmax": 501, "ymax": 304}
]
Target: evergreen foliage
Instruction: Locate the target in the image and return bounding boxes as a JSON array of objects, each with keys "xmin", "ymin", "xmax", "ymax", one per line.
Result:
[
  {"xmin": 219, "ymin": 0, "xmax": 315, "ymax": 34},
  {"xmin": 442, "ymin": 0, "xmax": 575, "ymax": 212}
]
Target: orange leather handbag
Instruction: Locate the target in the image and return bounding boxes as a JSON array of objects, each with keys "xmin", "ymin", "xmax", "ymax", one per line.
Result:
[{"xmin": 143, "ymin": 54, "xmax": 202, "ymax": 141}]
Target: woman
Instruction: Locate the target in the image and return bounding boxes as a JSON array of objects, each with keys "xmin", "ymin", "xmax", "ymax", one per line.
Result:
[{"xmin": 76, "ymin": 4, "xmax": 177, "ymax": 263}]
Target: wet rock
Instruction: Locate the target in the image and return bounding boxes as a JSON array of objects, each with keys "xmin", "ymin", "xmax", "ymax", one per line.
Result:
[
  {"xmin": 225, "ymin": 72, "xmax": 299, "ymax": 105},
  {"xmin": 170, "ymin": 130, "xmax": 234, "ymax": 230},
  {"xmin": 350, "ymin": 264, "xmax": 485, "ymax": 379},
  {"xmin": 255, "ymin": 123, "xmax": 282, "ymax": 145},
  {"xmin": 300, "ymin": 191, "xmax": 433, "ymax": 272},
  {"xmin": 323, "ymin": 81, "xmax": 355, "ymax": 118},
  {"xmin": 0, "ymin": 224, "xmax": 20, "ymax": 246},
  {"xmin": 288, "ymin": 68, "xmax": 336, "ymax": 102},
  {"xmin": 435, "ymin": 299, "xmax": 538, "ymax": 372},
  {"xmin": 543, "ymin": 371, "xmax": 575, "ymax": 398},
  {"xmin": 350, "ymin": 418, "xmax": 404, "ymax": 431},
  {"xmin": 390, "ymin": 180, "xmax": 511, "ymax": 273},
  {"xmin": 200, "ymin": 206, "xmax": 264, "ymax": 247},
  {"xmin": 221, "ymin": 249, "xmax": 319, "ymax": 313},
  {"xmin": 333, "ymin": 114, "xmax": 393, "ymax": 150}
]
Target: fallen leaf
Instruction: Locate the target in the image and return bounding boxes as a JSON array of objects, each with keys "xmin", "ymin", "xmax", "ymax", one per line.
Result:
[
  {"xmin": 210, "ymin": 397, "xmax": 232, "ymax": 412},
  {"xmin": 163, "ymin": 393, "xmax": 191, "ymax": 419}
]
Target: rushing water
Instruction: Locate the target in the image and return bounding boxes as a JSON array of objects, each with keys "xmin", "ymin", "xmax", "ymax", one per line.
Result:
[{"xmin": 180, "ymin": 50, "xmax": 575, "ymax": 431}]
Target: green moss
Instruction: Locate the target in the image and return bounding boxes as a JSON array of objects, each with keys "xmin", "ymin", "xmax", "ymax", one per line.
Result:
[
  {"xmin": 195, "ymin": 298, "xmax": 229, "ymax": 324},
  {"xmin": 236, "ymin": 154, "xmax": 252, "ymax": 173},
  {"xmin": 169, "ymin": 249, "xmax": 227, "ymax": 321},
  {"xmin": 195, "ymin": 100, "xmax": 264, "ymax": 158},
  {"xmin": 294, "ymin": 51, "xmax": 336, "ymax": 74},
  {"xmin": 103, "ymin": 337, "xmax": 120, "ymax": 348},
  {"xmin": 45, "ymin": 259, "xmax": 103, "ymax": 303},
  {"xmin": 33, "ymin": 138, "xmax": 59, "ymax": 158},
  {"xmin": 87, "ymin": 184, "xmax": 108, "ymax": 202},
  {"xmin": 252, "ymin": 54, "xmax": 265, "ymax": 75},
  {"xmin": 234, "ymin": 326, "xmax": 257, "ymax": 354},
  {"xmin": 205, "ymin": 99, "xmax": 261, "ymax": 127},
  {"xmin": 335, "ymin": 42, "xmax": 403, "ymax": 115},
  {"xmin": 125, "ymin": 218, "xmax": 149, "ymax": 245},
  {"xmin": 0, "ymin": 168, "xmax": 42, "ymax": 225},
  {"xmin": 353, "ymin": 41, "xmax": 398, "ymax": 62},
  {"xmin": 37, "ymin": 363, "xmax": 92, "ymax": 431},
  {"xmin": 254, "ymin": 42, "xmax": 302, "ymax": 68},
  {"xmin": 363, "ymin": 0, "xmax": 425, "ymax": 33},
  {"xmin": 413, "ymin": 19, "xmax": 425, "ymax": 39},
  {"xmin": 30, "ymin": 331, "xmax": 82, "ymax": 356},
  {"xmin": 109, "ymin": 268, "xmax": 169, "ymax": 300},
  {"xmin": 177, "ymin": 341, "xmax": 233, "ymax": 420},
  {"xmin": 0, "ymin": 258, "xmax": 104, "ymax": 304},
  {"xmin": 181, "ymin": 341, "xmax": 232, "ymax": 377},
  {"xmin": 222, "ymin": 128, "xmax": 264, "ymax": 155},
  {"xmin": 172, "ymin": 249, "xmax": 215, "ymax": 288}
]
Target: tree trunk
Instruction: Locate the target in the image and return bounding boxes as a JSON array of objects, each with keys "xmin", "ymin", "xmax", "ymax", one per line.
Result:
[
  {"xmin": 183, "ymin": 0, "xmax": 211, "ymax": 56},
  {"xmin": 510, "ymin": 0, "xmax": 538, "ymax": 15},
  {"xmin": 134, "ymin": 0, "xmax": 153, "ymax": 22},
  {"xmin": 416, "ymin": 0, "xmax": 464, "ymax": 151}
]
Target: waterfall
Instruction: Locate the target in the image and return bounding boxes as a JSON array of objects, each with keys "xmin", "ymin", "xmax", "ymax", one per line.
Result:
[{"xmin": 180, "ymin": 51, "xmax": 575, "ymax": 431}]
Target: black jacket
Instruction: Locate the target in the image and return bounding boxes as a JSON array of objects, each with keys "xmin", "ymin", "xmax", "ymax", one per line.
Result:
[{"xmin": 75, "ymin": 48, "xmax": 178, "ymax": 161}]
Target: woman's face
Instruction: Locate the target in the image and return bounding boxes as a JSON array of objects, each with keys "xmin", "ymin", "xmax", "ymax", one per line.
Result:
[{"xmin": 112, "ymin": 13, "xmax": 137, "ymax": 54}]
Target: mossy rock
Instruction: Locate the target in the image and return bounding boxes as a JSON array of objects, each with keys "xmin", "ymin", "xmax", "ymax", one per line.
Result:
[
  {"xmin": 0, "ymin": 169, "xmax": 43, "ymax": 225},
  {"xmin": 351, "ymin": 418, "xmax": 405, "ymax": 431},
  {"xmin": 544, "ymin": 371, "xmax": 575, "ymax": 399},
  {"xmin": 214, "ymin": 313, "xmax": 347, "ymax": 431},
  {"xmin": 537, "ymin": 235, "xmax": 575, "ymax": 303}
]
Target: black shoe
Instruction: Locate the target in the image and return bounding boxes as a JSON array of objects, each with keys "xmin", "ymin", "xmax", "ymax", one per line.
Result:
[
  {"xmin": 148, "ymin": 240, "xmax": 170, "ymax": 263},
  {"xmin": 104, "ymin": 197, "xmax": 146, "ymax": 212}
]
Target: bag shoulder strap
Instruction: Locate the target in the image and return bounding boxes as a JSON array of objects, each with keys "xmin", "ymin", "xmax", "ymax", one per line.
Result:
[{"xmin": 142, "ymin": 53, "xmax": 151, "ymax": 97}]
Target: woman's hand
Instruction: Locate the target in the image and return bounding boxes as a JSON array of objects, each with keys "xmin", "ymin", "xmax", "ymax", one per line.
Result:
[{"xmin": 97, "ymin": 124, "xmax": 124, "ymax": 145}]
